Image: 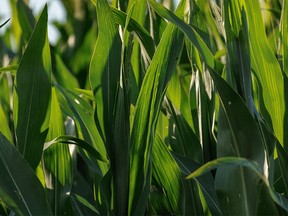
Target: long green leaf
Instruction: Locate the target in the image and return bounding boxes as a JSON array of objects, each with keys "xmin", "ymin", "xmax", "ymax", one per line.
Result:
[
  {"xmin": 89, "ymin": 0, "xmax": 121, "ymax": 157},
  {"xmin": 14, "ymin": 5, "xmax": 51, "ymax": 169},
  {"xmin": 276, "ymin": 142, "xmax": 288, "ymax": 193},
  {"xmin": 0, "ymin": 131, "xmax": 52, "ymax": 216},
  {"xmin": 282, "ymin": 0, "xmax": 288, "ymax": 75},
  {"xmin": 44, "ymin": 87, "xmax": 73, "ymax": 215},
  {"xmin": 147, "ymin": 0, "xmax": 215, "ymax": 69},
  {"xmin": 17, "ymin": 0, "xmax": 35, "ymax": 42},
  {"xmin": 172, "ymin": 152, "xmax": 222, "ymax": 216},
  {"xmin": 208, "ymin": 66, "xmax": 265, "ymax": 214},
  {"xmin": 0, "ymin": 103, "xmax": 13, "ymax": 143},
  {"xmin": 55, "ymin": 85, "xmax": 108, "ymax": 173},
  {"xmin": 186, "ymin": 156, "xmax": 288, "ymax": 212},
  {"xmin": 245, "ymin": 0, "xmax": 285, "ymax": 145},
  {"xmin": 163, "ymin": 97, "xmax": 203, "ymax": 164},
  {"xmin": 224, "ymin": 3, "xmax": 254, "ymax": 112},
  {"xmin": 90, "ymin": 0, "xmax": 154, "ymax": 60},
  {"xmin": 109, "ymin": 6, "xmax": 134, "ymax": 215},
  {"xmin": 111, "ymin": 7, "xmax": 155, "ymax": 59},
  {"xmin": 44, "ymin": 135, "xmax": 109, "ymax": 163},
  {"xmin": 128, "ymin": 1, "xmax": 185, "ymax": 214},
  {"xmin": 186, "ymin": 157, "xmax": 263, "ymax": 180},
  {"xmin": 152, "ymin": 134, "xmax": 181, "ymax": 214}
]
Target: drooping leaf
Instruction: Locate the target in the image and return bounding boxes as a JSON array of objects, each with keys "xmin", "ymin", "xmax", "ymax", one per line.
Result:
[
  {"xmin": 14, "ymin": 5, "xmax": 51, "ymax": 169},
  {"xmin": 186, "ymin": 156, "xmax": 288, "ymax": 212},
  {"xmin": 187, "ymin": 157, "xmax": 263, "ymax": 180},
  {"xmin": 0, "ymin": 131, "xmax": 52, "ymax": 216},
  {"xmin": 55, "ymin": 84, "xmax": 108, "ymax": 174},
  {"xmin": 44, "ymin": 135, "xmax": 109, "ymax": 163}
]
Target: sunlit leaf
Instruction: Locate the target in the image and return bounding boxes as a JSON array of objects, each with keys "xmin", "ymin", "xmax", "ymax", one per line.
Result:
[{"xmin": 14, "ymin": 5, "xmax": 51, "ymax": 169}]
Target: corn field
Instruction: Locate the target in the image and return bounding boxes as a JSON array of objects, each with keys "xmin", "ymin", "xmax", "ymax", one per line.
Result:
[{"xmin": 0, "ymin": 0, "xmax": 288, "ymax": 215}]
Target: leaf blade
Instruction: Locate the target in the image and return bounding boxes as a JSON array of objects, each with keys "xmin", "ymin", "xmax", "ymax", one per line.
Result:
[
  {"xmin": 14, "ymin": 5, "xmax": 51, "ymax": 169},
  {"xmin": 0, "ymin": 131, "xmax": 52, "ymax": 216}
]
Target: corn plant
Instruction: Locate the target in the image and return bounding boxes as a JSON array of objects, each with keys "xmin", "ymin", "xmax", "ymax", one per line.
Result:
[{"xmin": 0, "ymin": 0, "xmax": 288, "ymax": 215}]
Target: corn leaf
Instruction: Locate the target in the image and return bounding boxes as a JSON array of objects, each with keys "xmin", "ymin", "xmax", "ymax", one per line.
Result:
[
  {"xmin": 109, "ymin": 7, "xmax": 134, "ymax": 214},
  {"xmin": 245, "ymin": 0, "xmax": 285, "ymax": 145},
  {"xmin": 208, "ymin": 66, "xmax": 265, "ymax": 214},
  {"xmin": 55, "ymin": 85, "xmax": 108, "ymax": 173},
  {"xmin": 51, "ymin": 53, "xmax": 79, "ymax": 90},
  {"xmin": 14, "ymin": 5, "xmax": 51, "ymax": 169},
  {"xmin": 90, "ymin": 0, "xmax": 155, "ymax": 60},
  {"xmin": 16, "ymin": 0, "xmax": 35, "ymax": 42},
  {"xmin": 0, "ymin": 131, "xmax": 52, "ymax": 215},
  {"xmin": 147, "ymin": 0, "xmax": 215, "ymax": 69},
  {"xmin": 69, "ymin": 193, "xmax": 99, "ymax": 215},
  {"xmin": 276, "ymin": 141, "xmax": 288, "ymax": 193},
  {"xmin": 224, "ymin": 3, "xmax": 254, "ymax": 112},
  {"xmin": 0, "ymin": 103, "xmax": 12, "ymax": 143},
  {"xmin": 45, "ymin": 135, "xmax": 109, "ymax": 163},
  {"xmin": 282, "ymin": 0, "xmax": 288, "ymax": 75},
  {"xmin": 152, "ymin": 134, "xmax": 181, "ymax": 214},
  {"xmin": 163, "ymin": 97, "xmax": 203, "ymax": 164},
  {"xmin": 128, "ymin": 1, "xmax": 185, "ymax": 213},
  {"xmin": 0, "ymin": 65, "xmax": 17, "ymax": 73},
  {"xmin": 187, "ymin": 157, "xmax": 263, "ymax": 180},
  {"xmin": 186, "ymin": 156, "xmax": 288, "ymax": 212},
  {"xmin": 44, "ymin": 87, "xmax": 73, "ymax": 215},
  {"xmin": 89, "ymin": 0, "xmax": 121, "ymax": 156},
  {"xmin": 172, "ymin": 152, "xmax": 222, "ymax": 216},
  {"xmin": 111, "ymin": 7, "xmax": 155, "ymax": 59}
]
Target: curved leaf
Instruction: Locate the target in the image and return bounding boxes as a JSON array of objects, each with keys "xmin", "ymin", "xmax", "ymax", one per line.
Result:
[
  {"xmin": 186, "ymin": 156, "xmax": 288, "ymax": 212},
  {"xmin": 44, "ymin": 135, "xmax": 109, "ymax": 163}
]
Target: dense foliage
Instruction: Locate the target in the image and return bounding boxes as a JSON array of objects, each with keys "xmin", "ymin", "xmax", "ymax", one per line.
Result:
[{"xmin": 0, "ymin": 0, "xmax": 288, "ymax": 215}]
